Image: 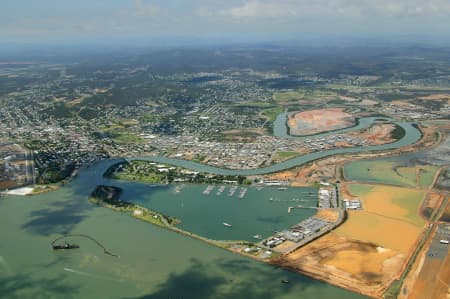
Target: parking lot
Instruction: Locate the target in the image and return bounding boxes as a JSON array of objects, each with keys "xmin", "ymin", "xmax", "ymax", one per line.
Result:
[{"xmin": 427, "ymin": 223, "xmax": 450, "ymax": 260}]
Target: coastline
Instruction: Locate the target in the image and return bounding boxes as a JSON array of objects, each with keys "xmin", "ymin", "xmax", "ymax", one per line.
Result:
[{"xmin": 88, "ymin": 185, "xmax": 369, "ymax": 296}]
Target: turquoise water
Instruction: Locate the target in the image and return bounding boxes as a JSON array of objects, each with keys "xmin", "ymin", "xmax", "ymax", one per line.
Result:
[{"xmin": 0, "ymin": 160, "xmax": 367, "ymax": 298}]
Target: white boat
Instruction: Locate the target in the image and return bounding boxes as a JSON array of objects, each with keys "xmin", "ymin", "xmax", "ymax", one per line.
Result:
[{"xmin": 223, "ymin": 222, "xmax": 232, "ymax": 227}]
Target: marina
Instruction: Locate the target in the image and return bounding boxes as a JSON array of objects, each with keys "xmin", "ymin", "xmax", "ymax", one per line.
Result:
[
  {"xmin": 0, "ymin": 159, "xmax": 369, "ymax": 299},
  {"xmin": 127, "ymin": 183, "xmax": 318, "ymax": 242}
]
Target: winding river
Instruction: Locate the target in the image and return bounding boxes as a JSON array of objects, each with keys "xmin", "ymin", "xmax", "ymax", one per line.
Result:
[{"xmin": 131, "ymin": 114, "xmax": 422, "ymax": 175}]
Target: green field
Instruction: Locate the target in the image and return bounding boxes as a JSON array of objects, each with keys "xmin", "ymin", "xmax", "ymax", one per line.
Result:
[
  {"xmin": 344, "ymin": 159, "xmax": 439, "ymax": 188},
  {"xmin": 273, "ymin": 89, "xmax": 338, "ymax": 103},
  {"xmin": 273, "ymin": 90, "xmax": 306, "ymax": 103},
  {"xmin": 417, "ymin": 166, "xmax": 439, "ymax": 188},
  {"xmin": 113, "ymin": 132, "xmax": 144, "ymax": 144},
  {"xmin": 233, "ymin": 101, "xmax": 274, "ymax": 108},
  {"xmin": 273, "ymin": 151, "xmax": 299, "ymax": 162},
  {"xmin": 276, "ymin": 151, "xmax": 299, "ymax": 158},
  {"xmin": 347, "ymin": 183, "xmax": 374, "ymax": 196},
  {"xmin": 262, "ymin": 106, "xmax": 284, "ymax": 122}
]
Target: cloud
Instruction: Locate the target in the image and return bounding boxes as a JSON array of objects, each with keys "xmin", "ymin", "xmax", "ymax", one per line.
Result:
[
  {"xmin": 1, "ymin": 0, "xmax": 450, "ymax": 43},
  {"xmin": 225, "ymin": 0, "xmax": 297, "ymax": 18},
  {"xmin": 134, "ymin": 0, "xmax": 160, "ymax": 17},
  {"xmin": 220, "ymin": 0, "xmax": 450, "ymax": 20}
]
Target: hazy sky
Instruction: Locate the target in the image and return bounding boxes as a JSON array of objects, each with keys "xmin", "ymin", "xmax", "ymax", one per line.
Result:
[{"xmin": 2, "ymin": 0, "xmax": 450, "ymax": 44}]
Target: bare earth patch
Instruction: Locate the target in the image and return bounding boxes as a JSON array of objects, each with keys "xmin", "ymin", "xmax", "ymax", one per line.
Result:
[
  {"xmin": 352, "ymin": 123, "xmax": 396, "ymax": 145},
  {"xmin": 287, "ymin": 108, "xmax": 355, "ymax": 136},
  {"xmin": 273, "ymin": 232, "xmax": 405, "ymax": 298},
  {"xmin": 315, "ymin": 208, "xmax": 340, "ymax": 223}
]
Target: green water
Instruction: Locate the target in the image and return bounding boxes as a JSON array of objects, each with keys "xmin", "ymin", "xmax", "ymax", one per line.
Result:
[
  {"xmin": 343, "ymin": 153, "xmax": 438, "ymax": 187},
  {"xmin": 126, "ymin": 184, "xmax": 317, "ymax": 241},
  {"xmin": 0, "ymin": 160, "xmax": 367, "ymax": 298}
]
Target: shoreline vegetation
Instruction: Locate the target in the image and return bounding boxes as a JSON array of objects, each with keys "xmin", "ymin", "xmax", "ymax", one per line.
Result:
[
  {"xmin": 89, "ymin": 185, "xmax": 180, "ymax": 226},
  {"xmin": 105, "ymin": 160, "xmax": 253, "ymax": 185}
]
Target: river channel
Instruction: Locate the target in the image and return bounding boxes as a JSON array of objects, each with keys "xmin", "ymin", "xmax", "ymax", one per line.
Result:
[{"xmin": 132, "ymin": 114, "xmax": 422, "ymax": 175}]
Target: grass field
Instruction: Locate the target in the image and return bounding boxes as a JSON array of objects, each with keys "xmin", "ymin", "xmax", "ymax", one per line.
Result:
[
  {"xmin": 273, "ymin": 90, "xmax": 306, "ymax": 103},
  {"xmin": 417, "ymin": 166, "xmax": 439, "ymax": 188},
  {"xmin": 344, "ymin": 159, "xmax": 439, "ymax": 188},
  {"xmin": 272, "ymin": 151, "xmax": 299, "ymax": 162},
  {"xmin": 112, "ymin": 132, "xmax": 144, "ymax": 144},
  {"xmin": 233, "ymin": 101, "xmax": 274, "ymax": 108},
  {"xmin": 273, "ymin": 89, "xmax": 338, "ymax": 103},
  {"xmin": 261, "ymin": 106, "xmax": 284, "ymax": 122}
]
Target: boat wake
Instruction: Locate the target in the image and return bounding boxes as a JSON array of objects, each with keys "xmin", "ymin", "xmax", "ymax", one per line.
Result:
[
  {"xmin": 51, "ymin": 234, "xmax": 119, "ymax": 258},
  {"xmin": 63, "ymin": 267, "xmax": 123, "ymax": 282},
  {"xmin": 0, "ymin": 256, "xmax": 12, "ymax": 275}
]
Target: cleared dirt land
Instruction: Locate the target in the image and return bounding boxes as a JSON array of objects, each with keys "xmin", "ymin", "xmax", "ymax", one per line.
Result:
[
  {"xmin": 274, "ymin": 183, "xmax": 427, "ymax": 298},
  {"xmin": 348, "ymin": 123, "xmax": 397, "ymax": 145},
  {"xmin": 274, "ymin": 232, "xmax": 405, "ymax": 298},
  {"xmin": 287, "ymin": 108, "xmax": 355, "ymax": 136},
  {"xmin": 346, "ymin": 184, "xmax": 426, "ymax": 229}
]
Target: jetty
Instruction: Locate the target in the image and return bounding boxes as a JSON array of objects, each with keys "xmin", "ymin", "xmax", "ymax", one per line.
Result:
[
  {"xmin": 228, "ymin": 186, "xmax": 237, "ymax": 197},
  {"xmin": 288, "ymin": 205, "xmax": 318, "ymax": 213},
  {"xmin": 216, "ymin": 186, "xmax": 225, "ymax": 196},
  {"xmin": 238, "ymin": 187, "xmax": 247, "ymax": 199},
  {"xmin": 203, "ymin": 185, "xmax": 214, "ymax": 195}
]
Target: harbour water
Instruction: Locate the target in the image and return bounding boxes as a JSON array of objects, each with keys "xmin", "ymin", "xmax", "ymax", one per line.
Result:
[
  {"xmin": 126, "ymin": 184, "xmax": 317, "ymax": 241},
  {"xmin": 0, "ymin": 160, "xmax": 367, "ymax": 298}
]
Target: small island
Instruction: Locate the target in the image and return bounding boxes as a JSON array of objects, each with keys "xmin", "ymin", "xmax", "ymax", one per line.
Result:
[{"xmin": 89, "ymin": 185, "xmax": 180, "ymax": 226}]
